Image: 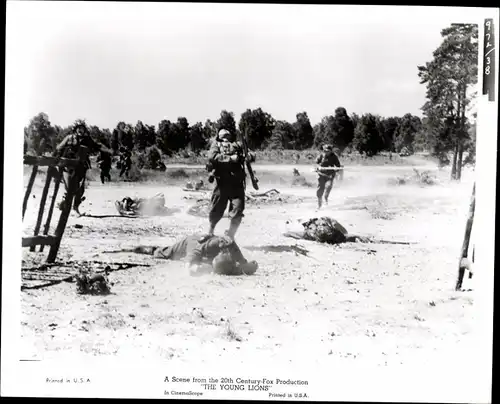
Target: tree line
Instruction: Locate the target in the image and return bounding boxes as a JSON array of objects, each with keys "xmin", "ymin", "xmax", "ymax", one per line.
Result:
[
  {"xmin": 24, "ymin": 108, "xmax": 428, "ymax": 158},
  {"xmin": 24, "ymin": 23, "xmax": 477, "ymax": 180}
]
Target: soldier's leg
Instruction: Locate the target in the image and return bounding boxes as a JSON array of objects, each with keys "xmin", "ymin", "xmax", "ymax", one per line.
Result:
[
  {"xmin": 208, "ymin": 185, "xmax": 228, "ymax": 236},
  {"xmin": 226, "ymin": 189, "xmax": 245, "ymax": 240},
  {"xmin": 324, "ymin": 176, "xmax": 334, "ymax": 204},
  {"xmin": 100, "ymin": 170, "xmax": 105, "ymax": 184},
  {"xmin": 316, "ymin": 176, "xmax": 326, "ymax": 208},
  {"xmin": 73, "ymin": 177, "xmax": 86, "ymax": 214}
]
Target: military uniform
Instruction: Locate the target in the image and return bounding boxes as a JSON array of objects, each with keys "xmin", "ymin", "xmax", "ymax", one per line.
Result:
[
  {"xmin": 316, "ymin": 145, "xmax": 341, "ymax": 208},
  {"xmin": 97, "ymin": 150, "xmax": 112, "ymax": 184},
  {"xmin": 129, "ymin": 235, "xmax": 257, "ymax": 275},
  {"xmin": 205, "ymin": 129, "xmax": 249, "ymax": 240},
  {"xmin": 55, "ymin": 125, "xmax": 107, "ymax": 214},
  {"xmin": 119, "ymin": 148, "xmax": 132, "ymax": 178}
]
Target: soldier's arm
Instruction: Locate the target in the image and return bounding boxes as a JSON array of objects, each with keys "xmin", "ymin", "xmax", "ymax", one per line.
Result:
[
  {"xmin": 89, "ymin": 137, "xmax": 112, "ymax": 155},
  {"xmin": 316, "ymin": 154, "xmax": 323, "ymax": 165},
  {"xmin": 228, "ymin": 242, "xmax": 247, "ymax": 265},
  {"xmin": 332, "ymin": 153, "xmax": 342, "ymax": 167},
  {"xmin": 54, "ymin": 135, "xmax": 71, "ymax": 154},
  {"xmin": 208, "ymin": 142, "xmax": 232, "ymax": 164}
]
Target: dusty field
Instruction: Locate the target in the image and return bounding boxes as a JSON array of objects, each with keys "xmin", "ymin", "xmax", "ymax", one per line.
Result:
[{"xmin": 20, "ymin": 162, "xmax": 477, "ymax": 369}]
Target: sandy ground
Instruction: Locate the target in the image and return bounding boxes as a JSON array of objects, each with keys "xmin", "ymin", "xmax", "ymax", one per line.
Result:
[{"xmin": 20, "ymin": 162, "xmax": 478, "ymax": 369}]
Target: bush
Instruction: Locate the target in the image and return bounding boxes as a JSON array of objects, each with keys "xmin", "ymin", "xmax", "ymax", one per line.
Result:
[{"xmin": 167, "ymin": 168, "xmax": 189, "ymax": 179}]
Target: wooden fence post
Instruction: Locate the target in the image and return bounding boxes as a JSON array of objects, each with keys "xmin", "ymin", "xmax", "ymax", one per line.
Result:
[
  {"xmin": 456, "ymin": 182, "xmax": 476, "ymax": 291},
  {"xmin": 22, "ymin": 165, "xmax": 38, "ymax": 220},
  {"xmin": 30, "ymin": 167, "xmax": 54, "ymax": 252},
  {"xmin": 40, "ymin": 167, "xmax": 63, "ymax": 252}
]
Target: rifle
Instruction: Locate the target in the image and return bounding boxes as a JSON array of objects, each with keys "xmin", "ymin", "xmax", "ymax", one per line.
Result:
[{"xmin": 240, "ymin": 127, "xmax": 259, "ymax": 190}]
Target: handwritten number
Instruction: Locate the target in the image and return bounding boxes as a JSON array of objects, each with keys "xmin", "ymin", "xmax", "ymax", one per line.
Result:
[
  {"xmin": 485, "ymin": 66, "xmax": 491, "ymax": 75},
  {"xmin": 486, "ymin": 33, "xmax": 491, "ymax": 40},
  {"xmin": 486, "ymin": 42, "xmax": 492, "ymax": 48},
  {"xmin": 486, "ymin": 57, "xmax": 490, "ymax": 65}
]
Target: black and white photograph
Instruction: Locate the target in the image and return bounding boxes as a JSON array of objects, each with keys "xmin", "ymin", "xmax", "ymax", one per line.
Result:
[{"xmin": 2, "ymin": 2, "xmax": 498, "ymax": 402}]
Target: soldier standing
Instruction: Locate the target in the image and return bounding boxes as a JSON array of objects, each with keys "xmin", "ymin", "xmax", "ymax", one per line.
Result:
[
  {"xmin": 54, "ymin": 121, "xmax": 111, "ymax": 215},
  {"xmin": 315, "ymin": 144, "xmax": 342, "ymax": 209},
  {"xmin": 203, "ymin": 128, "xmax": 255, "ymax": 241}
]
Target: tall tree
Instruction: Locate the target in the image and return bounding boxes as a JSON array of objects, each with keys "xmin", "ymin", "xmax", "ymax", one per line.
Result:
[
  {"xmin": 189, "ymin": 122, "xmax": 207, "ymax": 153},
  {"xmin": 238, "ymin": 108, "xmax": 276, "ymax": 150},
  {"xmin": 393, "ymin": 114, "xmax": 422, "ymax": 154},
  {"xmin": 269, "ymin": 120, "xmax": 296, "ymax": 150},
  {"xmin": 352, "ymin": 113, "xmax": 385, "ymax": 156},
  {"xmin": 380, "ymin": 116, "xmax": 401, "ymax": 152},
  {"xmin": 156, "ymin": 119, "xmax": 173, "ymax": 155},
  {"xmin": 25, "ymin": 112, "xmax": 56, "ymax": 155},
  {"xmin": 313, "ymin": 115, "xmax": 335, "ymax": 148},
  {"xmin": 293, "ymin": 112, "xmax": 313, "ymax": 150},
  {"xmin": 216, "ymin": 110, "xmax": 237, "ymax": 137},
  {"xmin": 331, "ymin": 107, "xmax": 355, "ymax": 153},
  {"xmin": 173, "ymin": 117, "xmax": 190, "ymax": 151},
  {"xmin": 134, "ymin": 120, "xmax": 149, "ymax": 151},
  {"xmin": 203, "ymin": 119, "xmax": 217, "ymax": 148},
  {"xmin": 418, "ymin": 23, "xmax": 478, "ymax": 180}
]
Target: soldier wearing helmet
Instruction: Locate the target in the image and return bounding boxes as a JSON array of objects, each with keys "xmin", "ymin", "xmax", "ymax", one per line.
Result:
[
  {"xmin": 116, "ymin": 234, "xmax": 258, "ymax": 276},
  {"xmin": 202, "ymin": 128, "xmax": 255, "ymax": 241},
  {"xmin": 315, "ymin": 143, "xmax": 342, "ymax": 209},
  {"xmin": 54, "ymin": 120, "xmax": 112, "ymax": 215}
]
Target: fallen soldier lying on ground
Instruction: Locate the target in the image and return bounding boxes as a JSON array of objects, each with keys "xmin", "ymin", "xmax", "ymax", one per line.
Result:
[
  {"xmin": 284, "ymin": 216, "xmax": 413, "ymax": 245},
  {"xmin": 106, "ymin": 234, "xmax": 259, "ymax": 276},
  {"xmin": 115, "ymin": 193, "xmax": 172, "ymax": 217}
]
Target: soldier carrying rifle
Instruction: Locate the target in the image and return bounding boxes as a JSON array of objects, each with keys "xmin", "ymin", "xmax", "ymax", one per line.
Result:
[
  {"xmin": 315, "ymin": 144, "xmax": 343, "ymax": 209},
  {"xmin": 202, "ymin": 128, "xmax": 256, "ymax": 241}
]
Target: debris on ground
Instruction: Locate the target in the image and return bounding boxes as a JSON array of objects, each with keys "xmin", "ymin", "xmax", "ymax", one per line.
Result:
[
  {"xmin": 183, "ymin": 179, "xmax": 210, "ymax": 192},
  {"xmin": 75, "ymin": 270, "xmax": 111, "ymax": 295},
  {"xmin": 186, "ymin": 188, "xmax": 304, "ymax": 217},
  {"xmin": 389, "ymin": 168, "xmax": 438, "ymax": 186},
  {"xmin": 115, "ymin": 193, "xmax": 178, "ymax": 217},
  {"xmin": 21, "ymin": 260, "xmax": 151, "ymax": 291}
]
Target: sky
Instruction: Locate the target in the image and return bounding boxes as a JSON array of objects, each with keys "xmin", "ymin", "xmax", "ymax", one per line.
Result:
[{"xmin": 5, "ymin": 2, "xmax": 488, "ymax": 130}]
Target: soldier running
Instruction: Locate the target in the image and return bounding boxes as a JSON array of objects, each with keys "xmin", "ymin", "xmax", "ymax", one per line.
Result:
[
  {"xmin": 114, "ymin": 234, "xmax": 258, "ymax": 276},
  {"xmin": 97, "ymin": 149, "xmax": 112, "ymax": 184},
  {"xmin": 54, "ymin": 121, "xmax": 112, "ymax": 215},
  {"xmin": 315, "ymin": 144, "xmax": 342, "ymax": 209},
  {"xmin": 202, "ymin": 128, "xmax": 255, "ymax": 241},
  {"xmin": 118, "ymin": 147, "xmax": 132, "ymax": 178}
]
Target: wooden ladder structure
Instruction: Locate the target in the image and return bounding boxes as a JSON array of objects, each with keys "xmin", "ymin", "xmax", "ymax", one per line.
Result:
[{"xmin": 22, "ymin": 146, "xmax": 89, "ymax": 263}]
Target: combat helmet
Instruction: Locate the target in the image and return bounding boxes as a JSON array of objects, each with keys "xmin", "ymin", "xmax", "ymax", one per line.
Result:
[{"xmin": 218, "ymin": 129, "xmax": 231, "ymax": 141}]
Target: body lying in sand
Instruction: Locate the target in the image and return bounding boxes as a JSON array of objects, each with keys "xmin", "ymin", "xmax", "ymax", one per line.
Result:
[
  {"xmin": 284, "ymin": 217, "xmax": 413, "ymax": 245},
  {"xmin": 109, "ymin": 234, "xmax": 258, "ymax": 276}
]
